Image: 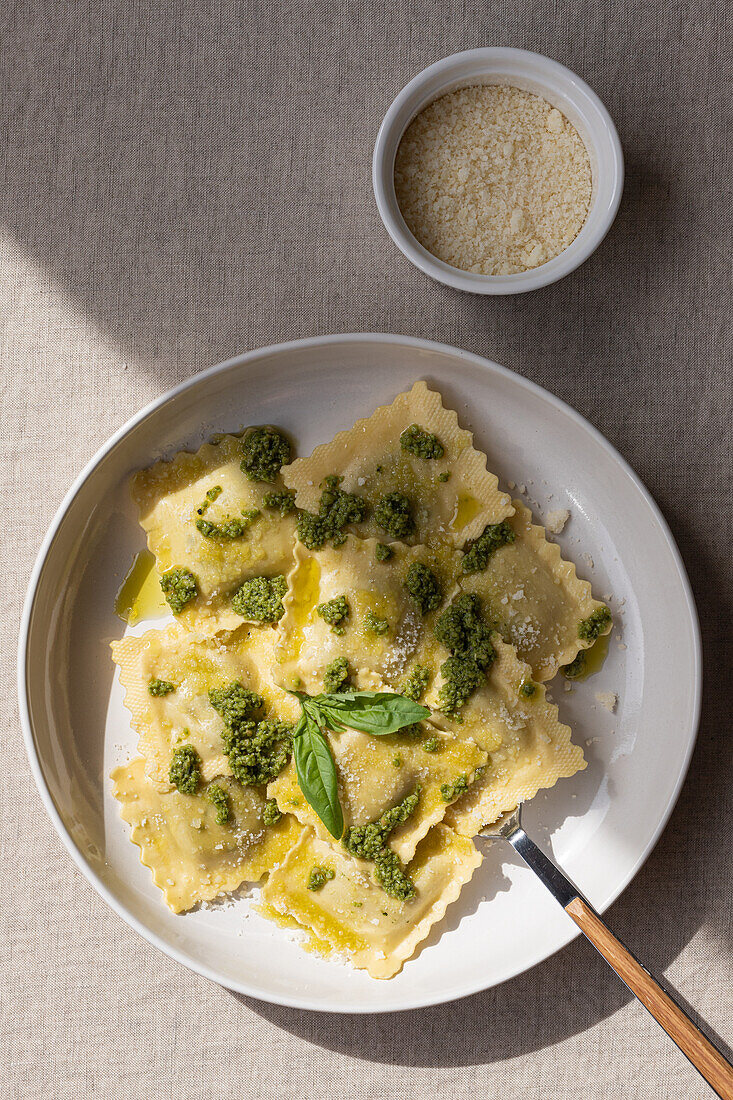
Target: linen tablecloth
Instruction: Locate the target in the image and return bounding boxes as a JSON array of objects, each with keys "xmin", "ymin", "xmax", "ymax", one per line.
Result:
[{"xmin": 2, "ymin": 1, "xmax": 731, "ymax": 1096}]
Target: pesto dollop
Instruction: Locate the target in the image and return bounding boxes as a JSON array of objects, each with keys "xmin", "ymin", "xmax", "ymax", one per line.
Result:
[
  {"xmin": 323, "ymin": 656, "xmax": 350, "ymax": 693},
  {"xmin": 316, "ymin": 595, "xmax": 349, "ymax": 635},
  {"xmin": 434, "ymin": 593, "xmax": 496, "ymax": 714},
  {"xmin": 374, "ymin": 492, "xmax": 415, "ymax": 539},
  {"xmin": 222, "ymin": 719, "xmax": 292, "ymax": 786},
  {"xmin": 437, "ymin": 471, "xmax": 451, "ymax": 483},
  {"xmin": 263, "ymin": 798, "xmax": 282, "ymax": 826},
  {"xmin": 148, "ymin": 678, "xmax": 175, "ymax": 697},
  {"xmin": 307, "ymin": 865, "xmax": 335, "ymax": 891},
  {"xmin": 404, "ymin": 562, "xmax": 441, "ymax": 615},
  {"xmin": 440, "ymin": 774, "xmax": 469, "ymax": 803},
  {"xmin": 196, "ymin": 508, "xmax": 259, "ymax": 540},
  {"xmin": 240, "ymin": 427, "xmax": 291, "ymax": 483},
  {"xmin": 561, "ymin": 651, "xmax": 586, "ymax": 679},
  {"xmin": 207, "ymin": 783, "xmax": 231, "ymax": 825},
  {"xmin": 209, "ymin": 681, "xmax": 264, "ymax": 726},
  {"xmin": 400, "ymin": 664, "xmax": 431, "ymax": 702},
  {"xmin": 160, "ymin": 567, "xmax": 198, "ymax": 614},
  {"xmin": 263, "ymin": 488, "xmax": 297, "ymax": 516},
  {"xmin": 169, "ymin": 744, "xmax": 201, "ymax": 794},
  {"xmin": 342, "ymin": 789, "xmax": 420, "ymax": 901},
  {"xmin": 297, "ymin": 475, "xmax": 367, "ymax": 550},
  {"xmin": 422, "ymin": 735, "xmax": 440, "ymax": 753},
  {"xmin": 400, "ymin": 423, "xmax": 445, "ymax": 460},
  {"xmin": 364, "ymin": 610, "xmax": 389, "ymax": 636},
  {"xmin": 209, "ymin": 680, "xmax": 291, "ymax": 786},
  {"xmin": 231, "ymin": 574, "xmax": 288, "ymax": 621},
  {"xmin": 462, "ymin": 520, "xmax": 515, "ymax": 573},
  {"xmin": 519, "ymin": 680, "xmax": 537, "ymax": 698},
  {"xmin": 578, "ymin": 606, "xmax": 612, "ymax": 642},
  {"xmin": 375, "ymin": 542, "xmax": 393, "ymax": 562}
]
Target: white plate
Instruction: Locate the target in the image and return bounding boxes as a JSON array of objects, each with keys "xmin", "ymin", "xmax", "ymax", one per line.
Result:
[{"xmin": 18, "ymin": 334, "xmax": 701, "ymax": 1013}]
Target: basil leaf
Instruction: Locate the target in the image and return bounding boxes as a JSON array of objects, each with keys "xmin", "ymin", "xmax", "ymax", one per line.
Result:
[
  {"xmin": 292, "ymin": 712, "xmax": 344, "ymax": 839},
  {"xmin": 315, "ymin": 692, "xmax": 430, "ymax": 736}
]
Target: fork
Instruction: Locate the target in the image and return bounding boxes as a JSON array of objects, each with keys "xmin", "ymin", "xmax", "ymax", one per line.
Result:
[{"xmin": 479, "ymin": 804, "xmax": 733, "ymax": 1099}]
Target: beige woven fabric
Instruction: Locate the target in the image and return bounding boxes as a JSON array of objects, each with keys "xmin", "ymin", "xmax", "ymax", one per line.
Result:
[{"xmin": 1, "ymin": 1, "xmax": 731, "ymax": 1097}]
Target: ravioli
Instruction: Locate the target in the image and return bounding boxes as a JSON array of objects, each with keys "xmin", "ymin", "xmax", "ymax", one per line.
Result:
[
  {"xmin": 261, "ymin": 824, "xmax": 482, "ymax": 978},
  {"xmin": 428, "ymin": 637, "xmax": 586, "ymax": 834},
  {"xmin": 282, "ymin": 381, "xmax": 513, "ymax": 548},
  {"xmin": 460, "ymin": 499, "xmax": 611, "ymax": 680},
  {"xmin": 112, "ymin": 622, "xmax": 300, "ymax": 789},
  {"xmin": 275, "ymin": 535, "xmax": 461, "ymax": 692},
  {"xmin": 112, "ymin": 758, "xmax": 302, "ymax": 913},
  {"xmin": 133, "ymin": 434, "xmax": 297, "ymax": 634},
  {"xmin": 268, "ymin": 722, "xmax": 486, "ymax": 861}
]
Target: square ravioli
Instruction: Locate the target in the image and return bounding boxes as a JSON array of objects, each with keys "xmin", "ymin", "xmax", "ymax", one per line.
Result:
[
  {"xmin": 459, "ymin": 499, "xmax": 611, "ymax": 680},
  {"xmin": 282, "ymin": 381, "xmax": 513, "ymax": 548},
  {"xmin": 427, "ymin": 636, "xmax": 586, "ymax": 834},
  {"xmin": 268, "ymin": 722, "xmax": 487, "ymax": 862},
  {"xmin": 274, "ymin": 535, "xmax": 461, "ymax": 692},
  {"xmin": 112, "ymin": 758, "xmax": 302, "ymax": 912},
  {"xmin": 261, "ymin": 824, "xmax": 482, "ymax": 978},
  {"xmin": 133, "ymin": 433, "xmax": 297, "ymax": 634},
  {"xmin": 112, "ymin": 622, "xmax": 300, "ymax": 790}
]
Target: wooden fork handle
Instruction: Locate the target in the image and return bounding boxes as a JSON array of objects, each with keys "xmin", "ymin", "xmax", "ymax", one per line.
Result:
[{"xmin": 566, "ymin": 896, "xmax": 733, "ymax": 1099}]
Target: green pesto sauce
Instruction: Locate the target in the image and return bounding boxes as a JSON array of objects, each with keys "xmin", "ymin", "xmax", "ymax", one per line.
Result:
[
  {"xmin": 196, "ymin": 508, "xmax": 259, "ymax": 540},
  {"xmin": 307, "ymin": 865, "xmax": 335, "ymax": 891},
  {"xmin": 435, "ymin": 593, "xmax": 495, "ymax": 666},
  {"xmin": 206, "ymin": 783, "xmax": 231, "ymax": 825},
  {"xmin": 148, "ymin": 678, "xmax": 175, "ymax": 697},
  {"xmin": 438, "ymin": 471, "xmax": 451, "ymax": 483},
  {"xmin": 400, "ymin": 664, "xmax": 431, "ymax": 702},
  {"xmin": 316, "ymin": 595, "xmax": 349, "ymax": 635},
  {"xmin": 375, "ymin": 542, "xmax": 393, "ymax": 562},
  {"xmin": 231, "ymin": 574, "xmax": 288, "ymax": 621},
  {"xmin": 562, "ymin": 650, "xmax": 586, "ymax": 678},
  {"xmin": 263, "ymin": 798, "xmax": 283, "ymax": 826},
  {"xmin": 296, "ymin": 475, "xmax": 367, "ymax": 550},
  {"xmin": 364, "ymin": 610, "xmax": 389, "ymax": 636},
  {"xmin": 169, "ymin": 744, "xmax": 201, "ymax": 794},
  {"xmin": 374, "ymin": 492, "xmax": 415, "ymax": 539},
  {"xmin": 222, "ymin": 719, "xmax": 292, "ymax": 786},
  {"xmin": 342, "ymin": 789, "xmax": 420, "ymax": 901},
  {"xmin": 240, "ymin": 426, "xmax": 291, "ymax": 483},
  {"xmin": 209, "ymin": 680, "xmax": 291, "ymax": 786},
  {"xmin": 400, "ymin": 423, "xmax": 445, "ymax": 460},
  {"xmin": 404, "ymin": 561, "xmax": 441, "ymax": 615},
  {"xmin": 422, "ymin": 736, "xmax": 440, "ymax": 753},
  {"xmin": 323, "ymin": 656, "xmax": 350, "ymax": 693},
  {"xmin": 434, "ymin": 592, "xmax": 495, "ymax": 715},
  {"xmin": 209, "ymin": 681, "xmax": 264, "ymax": 726},
  {"xmin": 462, "ymin": 520, "xmax": 516, "ymax": 574},
  {"xmin": 392, "ymin": 753, "xmax": 403, "ymax": 768},
  {"xmin": 519, "ymin": 680, "xmax": 537, "ymax": 698},
  {"xmin": 578, "ymin": 605, "xmax": 612, "ymax": 642},
  {"xmin": 441, "ymin": 774, "xmax": 469, "ymax": 803},
  {"xmin": 160, "ymin": 567, "xmax": 198, "ymax": 614},
  {"xmin": 263, "ymin": 488, "xmax": 296, "ymax": 516}
]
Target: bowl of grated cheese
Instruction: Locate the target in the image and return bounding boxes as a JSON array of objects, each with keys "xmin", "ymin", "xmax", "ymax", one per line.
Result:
[{"xmin": 373, "ymin": 47, "xmax": 623, "ymax": 294}]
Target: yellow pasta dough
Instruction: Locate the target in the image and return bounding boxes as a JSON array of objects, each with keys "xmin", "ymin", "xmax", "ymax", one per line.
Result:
[
  {"xmin": 133, "ymin": 434, "xmax": 297, "ymax": 634},
  {"xmin": 282, "ymin": 381, "xmax": 513, "ymax": 548},
  {"xmin": 261, "ymin": 824, "xmax": 482, "ymax": 978},
  {"xmin": 460, "ymin": 499, "xmax": 611, "ymax": 679},
  {"xmin": 275, "ymin": 535, "xmax": 460, "ymax": 692},
  {"xmin": 112, "ymin": 758, "xmax": 302, "ymax": 912}
]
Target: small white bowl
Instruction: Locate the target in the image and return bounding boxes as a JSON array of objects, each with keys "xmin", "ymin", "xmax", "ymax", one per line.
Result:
[{"xmin": 373, "ymin": 48, "xmax": 624, "ymax": 294}]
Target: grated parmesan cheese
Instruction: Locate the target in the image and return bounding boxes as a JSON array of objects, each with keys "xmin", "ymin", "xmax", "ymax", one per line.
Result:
[{"xmin": 394, "ymin": 85, "xmax": 592, "ymax": 276}]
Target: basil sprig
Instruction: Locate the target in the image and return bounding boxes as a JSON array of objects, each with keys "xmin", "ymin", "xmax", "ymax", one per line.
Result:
[{"xmin": 288, "ymin": 690, "xmax": 430, "ymax": 839}]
